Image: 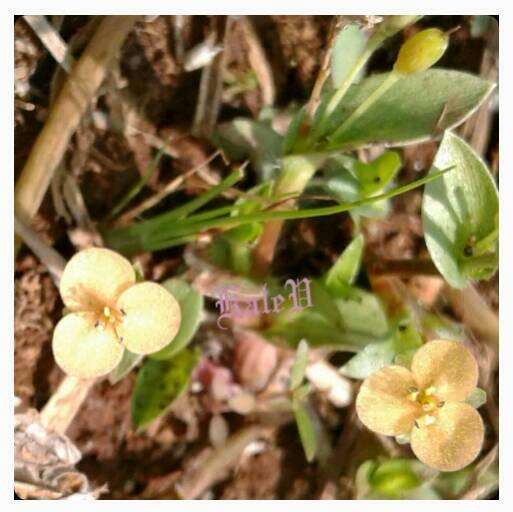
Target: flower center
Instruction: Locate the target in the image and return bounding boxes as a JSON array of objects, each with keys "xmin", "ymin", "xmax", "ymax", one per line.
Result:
[
  {"xmin": 407, "ymin": 386, "xmax": 445, "ymax": 427},
  {"xmin": 95, "ymin": 305, "xmax": 125, "ymax": 331}
]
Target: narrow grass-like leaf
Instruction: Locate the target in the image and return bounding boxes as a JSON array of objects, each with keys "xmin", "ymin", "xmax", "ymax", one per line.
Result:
[
  {"xmin": 290, "ymin": 340, "xmax": 309, "ymax": 391},
  {"xmin": 292, "ymin": 391, "xmax": 318, "ymax": 462},
  {"xmin": 106, "ymin": 168, "xmax": 449, "ymax": 254}
]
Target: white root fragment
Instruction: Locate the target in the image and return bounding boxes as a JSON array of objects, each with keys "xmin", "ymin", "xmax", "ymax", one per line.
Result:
[{"xmin": 305, "ymin": 360, "xmax": 353, "ymax": 408}]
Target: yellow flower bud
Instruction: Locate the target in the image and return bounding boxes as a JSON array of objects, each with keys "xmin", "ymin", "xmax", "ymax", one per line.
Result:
[{"xmin": 393, "ymin": 28, "xmax": 449, "ymax": 75}]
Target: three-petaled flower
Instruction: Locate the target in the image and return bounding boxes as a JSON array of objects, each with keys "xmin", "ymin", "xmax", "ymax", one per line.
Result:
[
  {"xmin": 356, "ymin": 339, "xmax": 484, "ymax": 472},
  {"xmin": 52, "ymin": 248, "xmax": 181, "ymax": 379}
]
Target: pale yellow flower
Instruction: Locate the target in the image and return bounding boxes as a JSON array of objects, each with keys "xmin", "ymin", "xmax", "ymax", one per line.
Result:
[
  {"xmin": 356, "ymin": 339, "xmax": 484, "ymax": 472},
  {"xmin": 52, "ymin": 248, "xmax": 181, "ymax": 379}
]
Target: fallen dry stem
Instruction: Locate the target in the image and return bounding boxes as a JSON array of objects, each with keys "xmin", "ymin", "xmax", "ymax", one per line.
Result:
[
  {"xmin": 176, "ymin": 425, "xmax": 269, "ymax": 499},
  {"xmin": 14, "ymin": 15, "xmax": 137, "ymax": 255},
  {"xmin": 40, "ymin": 376, "xmax": 97, "ymax": 435}
]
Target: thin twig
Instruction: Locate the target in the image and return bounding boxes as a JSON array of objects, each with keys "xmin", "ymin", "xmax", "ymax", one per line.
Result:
[
  {"xmin": 239, "ymin": 16, "xmax": 276, "ymax": 107},
  {"xmin": 14, "ymin": 215, "xmax": 66, "ymax": 287},
  {"xmin": 114, "ymin": 150, "xmax": 222, "ymax": 227},
  {"xmin": 305, "ymin": 16, "xmax": 343, "ymax": 120},
  {"xmin": 192, "ymin": 16, "xmax": 233, "ymax": 138},
  {"xmin": 24, "ymin": 15, "xmax": 75, "ymax": 72},
  {"xmin": 175, "ymin": 425, "xmax": 269, "ymax": 499}
]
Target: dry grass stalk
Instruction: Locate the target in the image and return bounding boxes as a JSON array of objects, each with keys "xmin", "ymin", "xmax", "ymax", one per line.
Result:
[
  {"xmin": 239, "ymin": 16, "xmax": 276, "ymax": 107},
  {"xmin": 176, "ymin": 425, "xmax": 268, "ymax": 499},
  {"xmin": 40, "ymin": 376, "xmax": 97, "ymax": 435},
  {"xmin": 14, "ymin": 215, "xmax": 66, "ymax": 287},
  {"xmin": 14, "ymin": 15, "xmax": 137, "ymax": 255},
  {"xmin": 24, "ymin": 15, "xmax": 74, "ymax": 72}
]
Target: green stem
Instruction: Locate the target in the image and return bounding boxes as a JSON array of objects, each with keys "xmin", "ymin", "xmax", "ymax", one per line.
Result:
[{"xmin": 117, "ymin": 167, "xmax": 451, "ymax": 254}]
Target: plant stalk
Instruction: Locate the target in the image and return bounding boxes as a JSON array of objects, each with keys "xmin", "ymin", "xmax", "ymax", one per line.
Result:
[{"xmin": 14, "ymin": 16, "xmax": 137, "ymax": 256}]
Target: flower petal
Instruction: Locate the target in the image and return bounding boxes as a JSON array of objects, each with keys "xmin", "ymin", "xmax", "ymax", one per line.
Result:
[
  {"xmin": 411, "ymin": 339, "xmax": 478, "ymax": 402},
  {"xmin": 60, "ymin": 248, "xmax": 135, "ymax": 311},
  {"xmin": 52, "ymin": 312, "xmax": 124, "ymax": 378},
  {"xmin": 356, "ymin": 365, "xmax": 421, "ymax": 436},
  {"xmin": 410, "ymin": 401, "xmax": 484, "ymax": 472},
  {"xmin": 116, "ymin": 282, "xmax": 181, "ymax": 355}
]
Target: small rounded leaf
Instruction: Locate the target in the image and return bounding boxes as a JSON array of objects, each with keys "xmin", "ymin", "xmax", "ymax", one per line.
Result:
[
  {"xmin": 411, "ymin": 401, "xmax": 484, "ymax": 471},
  {"xmin": 117, "ymin": 282, "xmax": 181, "ymax": 355},
  {"xmin": 60, "ymin": 248, "xmax": 135, "ymax": 311},
  {"xmin": 52, "ymin": 313, "xmax": 124, "ymax": 378},
  {"xmin": 356, "ymin": 365, "xmax": 421, "ymax": 436},
  {"xmin": 411, "ymin": 339, "xmax": 478, "ymax": 402},
  {"xmin": 394, "ymin": 28, "xmax": 448, "ymax": 75}
]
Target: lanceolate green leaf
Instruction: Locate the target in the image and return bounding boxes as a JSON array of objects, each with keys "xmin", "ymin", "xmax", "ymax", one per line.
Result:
[
  {"xmin": 331, "ymin": 24, "xmax": 367, "ymax": 88},
  {"xmin": 325, "ymin": 234, "xmax": 364, "ymax": 293},
  {"xmin": 212, "ymin": 118, "xmax": 283, "ymax": 181},
  {"xmin": 150, "ymin": 279, "xmax": 204, "ymax": 360},
  {"xmin": 132, "ymin": 348, "xmax": 200, "ymax": 429},
  {"xmin": 108, "ymin": 349, "xmax": 143, "ymax": 384},
  {"xmin": 422, "ymin": 131, "xmax": 499, "ymax": 288},
  {"xmin": 292, "ymin": 391, "xmax": 320, "ymax": 462},
  {"xmin": 323, "ymin": 70, "xmax": 494, "ymax": 150},
  {"xmin": 290, "ymin": 339, "xmax": 309, "ymax": 391}
]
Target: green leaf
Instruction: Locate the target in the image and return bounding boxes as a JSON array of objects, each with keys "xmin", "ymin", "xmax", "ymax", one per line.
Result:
[
  {"xmin": 150, "ymin": 279, "xmax": 204, "ymax": 360},
  {"xmin": 267, "ymin": 280, "xmax": 387, "ymax": 351},
  {"xmin": 391, "ymin": 313, "xmax": 423, "ymax": 366},
  {"xmin": 212, "ymin": 118, "xmax": 283, "ymax": 181},
  {"xmin": 290, "ymin": 339, "xmax": 309, "ymax": 391},
  {"xmin": 421, "ymin": 312, "xmax": 465, "ymax": 342},
  {"xmin": 331, "ymin": 24, "xmax": 367, "ymax": 88},
  {"xmin": 315, "ymin": 153, "xmax": 397, "ymax": 219},
  {"xmin": 131, "ymin": 348, "xmax": 200, "ymax": 429},
  {"xmin": 370, "ymin": 459, "xmax": 422, "ymax": 497},
  {"xmin": 283, "ymin": 106, "xmax": 306, "ymax": 155},
  {"xmin": 357, "ymin": 458, "xmax": 440, "ymax": 499},
  {"xmin": 422, "ymin": 131, "xmax": 499, "ymax": 288},
  {"xmin": 292, "ymin": 393, "xmax": 319, "ymax": 462},
  {"xmin": 108, "ymin": 349, "xmax": 143, "ymax": 385},
  {"xmin": 325, "ymin": 234, "xmax": 364, "ymax": 293},
  {"xmin": 132, "ymin": 261, "xmax": 145, "ymax": 282},
  {"xmin": 356, "ymin": 151, "xmax": 402, "ymax": 196},
  {"xmin": 324, "ymin": 70, "xmax": 494, "ymax": 150},
  {"xmin": 340, "ymin": 339, "xmax": 394, "ymax": 379},
  {"xmin": 335, "ymin": 287, "xmax": 389, "ymax": 339},
  {"xmin": 465, "ymin": 387, "xmax": 487, "ymax": 409}
]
